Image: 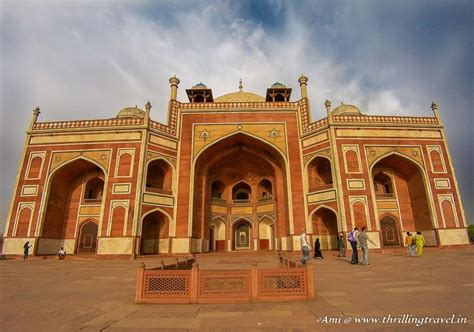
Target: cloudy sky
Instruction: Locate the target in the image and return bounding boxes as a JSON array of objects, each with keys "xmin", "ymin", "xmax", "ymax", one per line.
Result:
[{"xmin": 0, "ymin": 0, "xmax": 472, "ymax": 231}]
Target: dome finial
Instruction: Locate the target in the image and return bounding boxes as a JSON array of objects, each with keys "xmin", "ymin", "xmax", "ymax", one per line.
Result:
[{"xmin": 239, "ymin": 79, "xmax": 243, "ymax": 92}]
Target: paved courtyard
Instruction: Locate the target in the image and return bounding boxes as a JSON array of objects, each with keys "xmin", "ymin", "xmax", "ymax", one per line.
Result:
[{"xmin": 0, "ymin": 247, "xmax": 473, "ymax": 331}]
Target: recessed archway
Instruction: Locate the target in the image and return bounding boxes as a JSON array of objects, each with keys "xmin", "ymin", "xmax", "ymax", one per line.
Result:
[
  {"xmin": 233, "ymin": 219, "xmax": 252, "ymax": 250},
  {"xmin": 307, "ymin": 156, "xmax": 333, "ymax": 192},
  {"xmin": 380, "ymin": 214, "xmax": 401, "ymax": 246},
  {"xmin": 38, "ymin": 158, "xmax": 105, "ymax": 255},
  {"xmin": 258, "ymin": 217, "xmax": 275, "ymax": 250},
  {"xmin": 192, "ymin": 133, "xmax": 288, "ymax": 252},
  {"xmin": 77, "ymin": 220, "xmax": 98, "ymax": 253},
  {"xmin": 311, "ymin": 206, "xmax": 338, "ymax": 249},
  {"xmin": 140, "ymin": 210, "xmax": 169, "ymax": 255},
  {"xmin": 208, "ymin": 217, "xmax": 226, "ymax": 252},
  {"xmin": 145, "ymin": 159, "xmax": 173, "ymax": 195},
  {"xmin": 372, "ymin": 153, "xmax": 433, "ymax": 233}
]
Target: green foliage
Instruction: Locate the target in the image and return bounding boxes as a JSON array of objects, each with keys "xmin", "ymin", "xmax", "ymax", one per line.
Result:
[{"xmin": 468, "ymin": 225, "xmax": 474, "ymax": 242}]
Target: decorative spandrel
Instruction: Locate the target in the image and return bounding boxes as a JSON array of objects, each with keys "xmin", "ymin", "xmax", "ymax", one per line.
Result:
[{"xmin": 366, "ymin": 146, "xmax": 424, "ymax": 168}]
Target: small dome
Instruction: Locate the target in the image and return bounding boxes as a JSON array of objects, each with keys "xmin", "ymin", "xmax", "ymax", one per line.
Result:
[
  {"xmin": 332, "ymin": 102, "xmax": 361, "ymax": 115},
  {"xmin": 117, "ymin": 107, "xmax": 146, "ymax": 119},
  {"xmin": 271, "ymin": 82, "xmax": 286, "ymax": 88},
  {"xmin": 215, "ymin": 91, "xmax": 265, "ymax": 102},
  {"xmin": 192, "ymin": 82, "xmax": 207, "ymax": 89}
]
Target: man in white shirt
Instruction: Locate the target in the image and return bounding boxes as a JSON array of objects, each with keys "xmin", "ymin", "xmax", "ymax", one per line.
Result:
[{"xmin": 300, "ymin": 229, "xmax": 312, "ymax": 265}]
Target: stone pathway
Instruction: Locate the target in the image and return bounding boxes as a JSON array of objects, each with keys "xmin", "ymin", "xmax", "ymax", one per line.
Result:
[{"xmin": 0, "ymin": 248, "xmax": 473, "ymax": 331}]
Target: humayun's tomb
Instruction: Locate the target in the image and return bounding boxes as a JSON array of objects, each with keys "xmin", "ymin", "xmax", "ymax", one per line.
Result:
[{"xmin": 2, "ymin": 75, "xmax": 469, "ymax": 256}]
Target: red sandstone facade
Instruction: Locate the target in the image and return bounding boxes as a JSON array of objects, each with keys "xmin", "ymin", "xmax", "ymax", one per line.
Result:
[{"xmin": 2, "ymin": 76, "xmax": 469, "ymax": 256}]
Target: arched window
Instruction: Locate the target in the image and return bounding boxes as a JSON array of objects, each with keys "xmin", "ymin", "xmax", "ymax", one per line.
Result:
[
  {"xmin": 257, "ymin": 179, "xmax": 273, "ymax": 198},
  {"xmin": 110, "ymin": 206, "xmax": 126, "ymax": 236},
  {"xmin": 28, "ymin": 156, "xmax": 42, "ymax": 178},
  {"xmin": 15, "ymin": 207, "xmax": 32, "ymax": 237},
  {"xmin": 373, "ymin": 172, "xmax": 394, "ymax": 197},
  {"xmin": 345, "ymin": 150, "xmax": 360, "ymax": 173},
  {"xmin": 307, "ymin": 157, "xmax": 333, "ymax": 192},
  {"xmin": 146, "ymin": 160, "xmax": 172, "ymax": 195},
  {"xmin": 211, "ymin": 180, "xmax": 226, "ymax": 199},
  {"xmin": 232, "ymin": 182, "xmax": 252, "ymax": 202},
  {"xmin": 430, "ymin": 150, "xmax": 444, "ymax": 172},
  {"xmin": 84, "ymin": 177, "xmax": 104, "ymax": 202},
  {"xmin": 441, "ymin": 199, "xmax": 457, "ymax": 228},
  {"xmin": 117, "ymin": 153, "xmax": 132, "ymax": 177}
]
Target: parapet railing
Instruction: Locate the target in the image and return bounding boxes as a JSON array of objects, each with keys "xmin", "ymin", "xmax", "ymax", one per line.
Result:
[
  {"xmin": 332, "ymin": 114, "xmax": 439, "ymax": 125},
  {"xmin": 135, "ymin": 254, "xmax": 314, "ymax": 304}
]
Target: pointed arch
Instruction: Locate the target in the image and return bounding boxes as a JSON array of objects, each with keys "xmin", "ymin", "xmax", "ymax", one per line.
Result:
[
  {"xmin": 210, "ymin": 215, "xmax": 227, "ymax": 224},
  {"xmin": 140, "ymin": 208, "xmax": 171, "ymax": 254},
  {"xmin": 37, "ymin": 157, "xmax": 107, "ymax": 241},
  {"xmin": 190, "ymin": 131, "xmax": 291, "ymax": 243},
  {"xmin": 379, "ymin": 214, "xmax": 401, "ymax": 247},
  {"xmin": 140, "ymin": 207, "xmax": 173, "ymax": 236},
  {"xmin": 145, "ymin": 158, "xmax": 174, "ymax": 194},
  {"xmin": 309, "ymin": 204, "xmax": 339, "ymax": 220},
  {"xmin": 369, "ymin": 151, "xmax": 437, "ymax": 231},
  {"xmin": 27, "ymin": 156, "xmax": 43, "ymax": 179},
  {"xmin": 310, "ymin": 205, "xmax": 339, "ymax": 249},
  {"xmin": 50, "ymin": 155, "xmax": 108, "ymax": 176},
  {"xmin": 15, "ymin": 206, "xmax": 33, "ymax": 237},
  {"xmin": 77, "ymin": 218, "xmax": 98, "ymax": 253},
  {"xmin": 306, "ymin": 155, "xmax": 334, "ymax": 192},
  {"xmin": 194, "ymin": 131, "xmax": 288, "ymax": 163}
]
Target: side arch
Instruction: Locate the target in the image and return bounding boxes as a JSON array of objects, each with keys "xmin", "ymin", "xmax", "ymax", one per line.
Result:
[
  {"xmin": 36, "ymin": 156, "xmax": 108, "ymax": 238},
  {"xmin": 369, "ymin": 151, "xmax": 438, "ymax": 229},
  {"xmin": 139, "ymin": 207, "xmax": 173, "ymax": 236}
]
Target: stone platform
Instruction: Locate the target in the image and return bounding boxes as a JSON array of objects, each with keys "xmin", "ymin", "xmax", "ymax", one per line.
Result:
[{"xmin": 0, "ymin": 247, "xmax": 473, "ymax": 331}]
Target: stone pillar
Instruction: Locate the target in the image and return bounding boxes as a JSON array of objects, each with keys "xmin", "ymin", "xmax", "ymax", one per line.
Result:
[
  {"xmin": 169, "ymin": 76, "xmax": 180, "ymax": 100},
  {"xmin": 298, "ymin": 74, "xmax": 308, "ymax": 99}
]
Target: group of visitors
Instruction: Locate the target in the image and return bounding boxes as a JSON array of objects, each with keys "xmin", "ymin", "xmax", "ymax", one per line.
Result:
[
  {"xmin": 300, "ymin": 227, "xmax": 427, "ymax": 266},
  {"xmin": 22, "ymin": 242, "xmax": 67, "ymax": 260},
  {"xmin": 404, "ymin": 231, "xmax": 426, "ymax": 256},
  {"xmin": 347, "ymin": 227, "xmax": 376, "ymax": 265}
]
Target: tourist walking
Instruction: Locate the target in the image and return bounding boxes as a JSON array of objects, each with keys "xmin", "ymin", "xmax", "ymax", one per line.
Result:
[
  {"xmin": 313, "ymin": 238, "xmax": 324, "ymax": 259},
  {"xmin": 357, "ymin": 227, "xmax": 376, "ymax": 266},
  {"xmin": 415, "ymin": 231, "xmax": 426, "ymax": 256},
  {"xmin": 58, "ymin": 247, "xmax": 67, "ymax": 260},
  {"xmin": 337, "ymin": 233, "xmax": 346, "ymax": 257},
  {"xmin": 23, "ymin": 241, "xmax": 31, "ymax": 261},
  {"xmin": 348, "ymin": 227, "xmax": 359, "ymax": 264},
  {"xmin": 405, "ymin": 232, "xmax": 415, "ymax": 256},
  {"xmin": 300, "ymin": 229, "xmax": 311, "ymax": 265}
]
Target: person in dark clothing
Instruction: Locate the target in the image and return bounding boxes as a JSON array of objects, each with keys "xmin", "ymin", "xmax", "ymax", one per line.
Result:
[
  {"xmin": 337, "ymin": 234, "xmax": 346, "ymax": 257},
  {"xmin": 313, "ymin": 238, "xmax": 324, "ymax": 259},
  {"xmin": 23, "ymin": 241, "xmax": 32, "ymax": 261},
  {"xmin": 348, "ymin": 227, "xmax": 359, "ymax": 264}
]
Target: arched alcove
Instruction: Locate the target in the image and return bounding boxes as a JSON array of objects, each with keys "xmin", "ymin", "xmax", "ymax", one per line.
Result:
[
  {"xmin": 311, "ymin": 207, "xmax": 338, "ymax": 249},
  {"xmin": 146, "ymin": 159, "xmax": 173, "ymax": 195},
  {"xmin": 372, "ymin": 154, "xmax": 433, "ymax": 232},
  {"xmin": 41, "ymin": 159, "xmax": 105, "ymax": 252},
  {"xmin": 308, "ymin": 157, "xmax": 333, "ymax": 192}
]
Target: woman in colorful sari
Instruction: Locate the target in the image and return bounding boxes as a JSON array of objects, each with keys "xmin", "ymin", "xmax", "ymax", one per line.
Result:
[{"xmin": 415, "ymin": 231, "xmax": 425, "ymax": 257}]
